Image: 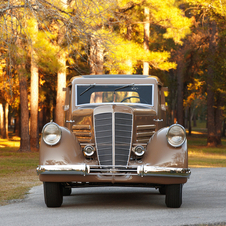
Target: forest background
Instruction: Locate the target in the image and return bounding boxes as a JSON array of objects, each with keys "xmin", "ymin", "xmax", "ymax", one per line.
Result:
[{"xmin": 0, "ymin": 0, "xmax": 226, "ymax": 152}]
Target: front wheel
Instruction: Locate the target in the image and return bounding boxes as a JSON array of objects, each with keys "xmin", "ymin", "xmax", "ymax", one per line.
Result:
[
  {"xmin": 43, "ymin": 182, "xmax": 63, "ymax": 207},
  {"xmin": 165, "ymin": 184, "xmax": 182, "ymax": 208}
]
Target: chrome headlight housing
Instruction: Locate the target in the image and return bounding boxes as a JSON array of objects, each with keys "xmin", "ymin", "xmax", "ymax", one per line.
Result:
[
  {"xmin": 42, "ymin": 122, "xmax": 62, "ymax": 146},
  {"xmin": 166, "ymin": 124, "xmax": 186, "ymax": 147}
]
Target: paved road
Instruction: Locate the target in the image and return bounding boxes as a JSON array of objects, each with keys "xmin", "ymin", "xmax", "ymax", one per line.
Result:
[{"xmin": 0, "ymin": 168, "xmax": 226, "ymax": 226}]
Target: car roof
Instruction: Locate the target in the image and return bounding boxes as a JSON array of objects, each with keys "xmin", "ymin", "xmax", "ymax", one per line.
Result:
[
  {"xmin": 81, "ymin": 74, "xmax": 149, "ymax": 79},
  {"xmin": 69, "ymin": 74, "xmax": 163, "ymax": 86}
]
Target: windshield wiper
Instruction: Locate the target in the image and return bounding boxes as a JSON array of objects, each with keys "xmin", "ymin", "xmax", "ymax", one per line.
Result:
[
  {"xmin": 80, "ymin": 84, "xmax": 96, "ymax": 96},
  {"xmin": 114, "ymin": 83, "xmax": 134, "ymax": 91}
]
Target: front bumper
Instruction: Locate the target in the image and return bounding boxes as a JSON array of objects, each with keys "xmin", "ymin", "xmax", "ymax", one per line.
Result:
[
  {"xmin": 137, "ymin": 165, "xmax": 191, "ymax": 178},
  {"xmin": 37, "ymin": 164, "xmax": 191, "ymax": 178}
]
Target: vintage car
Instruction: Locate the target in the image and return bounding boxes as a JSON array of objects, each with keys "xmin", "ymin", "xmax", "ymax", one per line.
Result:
[{"xmin": 37, "ymin": 74, "xmax": 191, "ymax": 208}]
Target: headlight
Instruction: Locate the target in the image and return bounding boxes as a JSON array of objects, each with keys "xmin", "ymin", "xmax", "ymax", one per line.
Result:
[
  {"xmin": 167, "ymin": 124, "xmax": 186, "ymax": 147},
  {"xmin": 133, "ymin": 145, "xmax": 145, "ymax": 157},
  {"xmin": 42, "ymin": 122, "xmax": 62, "ymax": 146},
  {"xmin": 83, "ymin": 145, "xmax": 95, "ymax": 157}
]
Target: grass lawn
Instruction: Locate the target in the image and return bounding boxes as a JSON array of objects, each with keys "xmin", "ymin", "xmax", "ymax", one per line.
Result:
[
  {"xmin": 0, "ymin": 125, "xmax": 226, "ymax": 205},
  {"xmin": 0, "ymin": 137, "xmax": 41, "ymax": 205},
  {"xmin": 187, "ymin": 128, "xmax": 226, "ymax": 167}
]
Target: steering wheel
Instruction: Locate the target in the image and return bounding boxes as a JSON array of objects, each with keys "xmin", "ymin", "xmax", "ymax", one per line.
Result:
[{"xmin": 120, "ymin": 96, "xmax": 148, "ymax": 104}]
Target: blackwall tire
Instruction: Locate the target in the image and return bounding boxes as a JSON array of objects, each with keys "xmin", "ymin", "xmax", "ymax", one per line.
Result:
[
  {"xmin": 44, "ymin": 182, "xmax": 63, "ymax": 207},
  {"xmin": 63, "ymin": 187, "xmax": 72, "ymax": 196},
  {"xmin": 165, "ymin": 184, "xmax": 182, "ymax": 208}
]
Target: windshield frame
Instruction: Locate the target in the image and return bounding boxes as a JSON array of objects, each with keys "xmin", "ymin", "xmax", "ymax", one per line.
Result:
[{"xmin": 75, "ymin": 84, "xmax": 154, "ymax": 107}]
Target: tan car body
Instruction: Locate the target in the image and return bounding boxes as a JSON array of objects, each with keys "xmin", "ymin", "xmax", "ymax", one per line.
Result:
[{"xmin": 37, "ymin": 75, "xmax": 191, "ymax": 208}]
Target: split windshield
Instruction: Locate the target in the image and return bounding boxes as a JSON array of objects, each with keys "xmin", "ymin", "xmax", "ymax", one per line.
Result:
[{"xmin": 76, "ymin": 84, "xmax": 153, "ymax": 106}]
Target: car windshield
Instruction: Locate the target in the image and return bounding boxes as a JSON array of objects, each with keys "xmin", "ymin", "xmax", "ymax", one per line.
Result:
[{"xmin": 76, "ymin": 84, "xmax": 153, "ymax": 106}]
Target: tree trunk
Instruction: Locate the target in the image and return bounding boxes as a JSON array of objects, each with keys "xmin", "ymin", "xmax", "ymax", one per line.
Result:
[
  {"xmin": 0, "ymin": 103, "xmax": 3, "ymax": 137},
  {"xmin": 90, "ymin": 36, "xmax": 104, "ymax": 75},
  {"xmin": 19, "ymin": 75, "xmax": 30, "ymax": 152},
  {"xmin": 0, "ymin": 103, "xmax": 8, "ymax": 139},
  {"xmin": 168, "ymin": 71, "xmax": 177, "ymax": 125},
  {"xmin": 222, "ymin": 119, "xmax": 226, "ymax": 137},
  {"xmin": 215, "ymin": 92, "xmax": 223, "ymax": 145},
  {"xmin": 4, "ymin": 103, "xmax": 8, "ymax": 139},
  {"xmin": 184, "ymin": 107, "xmax": 188, "ymax": 129},
  {"xmin": 193, "ymin": 111, "xmax": 197, "ymax": 127},
  {"xmin": 176, "ymin": 57, "xmax": 184, "ymax": 126},
  {"xmin": 206, "ymin": 67, "xmax": 215, "ymax": 146},
  {"xmin": 55, "ymin": 0, "xmax": 67, "ymax": 127},
  {"xmin": 38, "ymin": 107, "xmax": 44, "ymax": 133},
  {"xmin": 207, "ymin": 21, "xmax": 219, "ymax": 147},
  {"xmin": 125, "ymin": 25, "xmax": 133, "ymax": 74},
  {"xmin": 14, "ymin": 114, "xmax": 20, "ymax": 136},
  {"xmin": 188, "ymin": 107, "xmax": 192, "ymax": 135},
  {"xmin": 30, "ymin": 20, "xmax": 39, "ymax": 151},
  {"xmin": 55, "ymin": 51, "xmax": 66, "ymax": 127},
  {"xmin": 143, "ymin": 7, "xmax": 149, "ymax": 75}
]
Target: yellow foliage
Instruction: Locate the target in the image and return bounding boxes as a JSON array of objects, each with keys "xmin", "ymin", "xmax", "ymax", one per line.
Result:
[
  {"xmin": 68, "ymin": 0, "xmax": 116, "ymax": 29},
  {"xmin": 0, "ymin": 0, "xmax": 193, "ymax": 83},
  {"xmin": 184, "ymin": 78, "xmax": 206, "ymax": 108},
  {"xmin": 185, "ymin": 0, "xmax": 226, "ymax": 17},
  {"xmin": 118, "ymin": 0, "xmax": 192, "ymax": 44},
  {"xmin": 105, "ymin": 34, "xmax": 176, "ymax": 73},
  {"xmin": 32, "ymin": 30, "xmax": 61, "ymax": 73}
]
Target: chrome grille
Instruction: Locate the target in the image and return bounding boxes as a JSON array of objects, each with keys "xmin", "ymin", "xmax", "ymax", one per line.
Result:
[
  {"xmin": 95, "ymin": 113, "xmax": 112, "ymax": 165},
  {"xmin": 115, "ymin": 113, "xmax": 132, "ymax": 165},
  {"xmin": 94, "ymin": 112, "xmax": 133, "ymax": 166}
]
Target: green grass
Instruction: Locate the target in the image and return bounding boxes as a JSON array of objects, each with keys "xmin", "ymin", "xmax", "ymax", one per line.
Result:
[
  {"xmin": 187, "ymin": 128, "xmax": 226, "ymax": 167},
  {"xmin": 0, "ymin": 138, "xmax": 41, "ymax": 205}
]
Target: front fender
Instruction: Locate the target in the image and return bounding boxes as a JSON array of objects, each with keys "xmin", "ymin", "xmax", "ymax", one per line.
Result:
[
  {"xmin": 39, "ymin": 126, "xmax": 85, "ymax": 166},
  {"xmin": 142, "ymin": 127, "xmax": 188, "ymax": 168}
]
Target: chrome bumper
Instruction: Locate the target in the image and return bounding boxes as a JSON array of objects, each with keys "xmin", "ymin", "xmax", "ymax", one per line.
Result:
[
  {"xmin": 37, "ymin": 164, "xmax": 90, "ymax": 175},
  {"xmin": 37, "ymin": 164, "xmax": 191, "ymax": 178},
  {"xmin": 137, "ymin": 165, "xmax": 191, "ymax": 178}
]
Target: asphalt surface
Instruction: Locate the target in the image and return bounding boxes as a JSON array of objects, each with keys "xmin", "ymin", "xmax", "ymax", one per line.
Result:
[{"xmin": 0, "ymin": 168, "xmax": 226, "ymax": 226}]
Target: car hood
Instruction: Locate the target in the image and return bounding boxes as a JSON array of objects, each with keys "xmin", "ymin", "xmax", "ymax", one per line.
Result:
[{"xmin": 76, "ymin": 104, "xmax": 156, "ymax": 115}]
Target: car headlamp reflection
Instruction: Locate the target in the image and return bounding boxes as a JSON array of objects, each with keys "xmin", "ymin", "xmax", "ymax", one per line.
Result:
[
  {"xmin": 42, "ymin": 122, "xmax": 62, "ymax": 146},
  {"xmin": 167, "ymin": 124, "xmax": 186, "ymax": 147}
]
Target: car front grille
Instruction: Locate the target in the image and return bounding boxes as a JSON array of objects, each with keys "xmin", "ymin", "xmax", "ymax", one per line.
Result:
[
  {"xmin": 95, "ymin": 113, "xmax": 113, "ymax": 165},
  {"xmin": 94, "ymin": 112, "xmax": 133, "ymax": 166}
]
